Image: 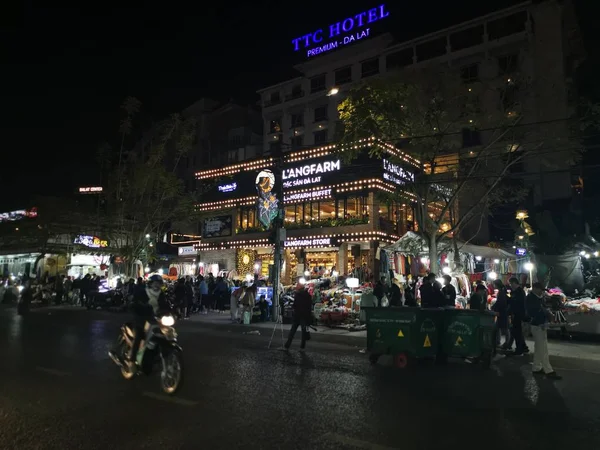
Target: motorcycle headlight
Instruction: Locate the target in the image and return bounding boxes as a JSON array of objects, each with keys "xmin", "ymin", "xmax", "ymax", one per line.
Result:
[{"xmin": 160, "ymin": 315, "xmax": 175, "ymax": 327}]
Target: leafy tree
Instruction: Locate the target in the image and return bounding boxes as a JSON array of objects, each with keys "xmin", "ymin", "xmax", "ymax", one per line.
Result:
[
  {"xmin": 100, "ymin": 98, "xmax": 199, "ymax": 274},
  {"xmin": 338, "ymin": 67, "xmax": 578, "ymax": 273}
]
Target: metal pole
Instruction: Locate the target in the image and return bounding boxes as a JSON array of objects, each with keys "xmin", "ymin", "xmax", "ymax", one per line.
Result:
[{"xmin": 272, "ymin": 150, "xmax": 285, "ymax": 321}]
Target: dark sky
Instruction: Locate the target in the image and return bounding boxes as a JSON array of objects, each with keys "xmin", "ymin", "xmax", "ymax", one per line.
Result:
[{"xmin": 1, "ymin": 0, "xmax": 591, "ymax": 211}]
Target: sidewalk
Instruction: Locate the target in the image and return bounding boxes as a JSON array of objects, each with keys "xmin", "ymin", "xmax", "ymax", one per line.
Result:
[{"xmin": 186, "ymin": 312, "xmax": 600, "ymax": 361}]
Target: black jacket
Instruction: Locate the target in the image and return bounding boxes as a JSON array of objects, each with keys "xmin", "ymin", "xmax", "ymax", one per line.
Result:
[
  {"xmin": 509, "ymin": 286, "xmax": 526, "ymax": 320},
  {"xmin": 132, "ymin": 288, "xmax": 170, "ymax": 318},
  {"xmin": 442, "ymin": 284, "xmax": 457, "ymax": 307}
]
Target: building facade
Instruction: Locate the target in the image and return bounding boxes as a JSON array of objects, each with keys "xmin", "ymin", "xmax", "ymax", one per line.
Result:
[
  {"xmin": 191, "ymin": 139, "xmax": 427, "ymax": 283},
  {"xmin": 256, "ymin": 0, "xmax": 584, "ymax": 241}
]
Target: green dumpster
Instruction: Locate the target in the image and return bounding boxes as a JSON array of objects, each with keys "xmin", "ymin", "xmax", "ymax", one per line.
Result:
[
  {"xmin": 364, "ymin": 307, "xmax": 442, "ymax": 368},
  {"xmin": 441, "ymin": 309, "xmax": 497, "ymax": 368}
]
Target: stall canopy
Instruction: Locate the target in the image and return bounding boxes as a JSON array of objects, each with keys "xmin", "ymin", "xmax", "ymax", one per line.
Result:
[{"xmin": 383, "ymin": 232, "xmax": 515, "ymax": 260}]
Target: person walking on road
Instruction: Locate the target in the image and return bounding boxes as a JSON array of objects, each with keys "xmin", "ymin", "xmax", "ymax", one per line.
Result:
[
  {"xmin": 508, "ymin": 277, "xmax": 529, "ymax": 356},
  {"xmin": 526, "ymin": 282, "xmax": 561, "ymax": 379},
  {"xmin": 284, "ymin": 282, "xmax": 312, "ymax": 351}
]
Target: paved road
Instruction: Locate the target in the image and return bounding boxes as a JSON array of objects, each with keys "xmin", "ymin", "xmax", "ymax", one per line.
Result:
[{"xmin": 1, "ymin": 306, "xmax": 599, "ymax": 450}]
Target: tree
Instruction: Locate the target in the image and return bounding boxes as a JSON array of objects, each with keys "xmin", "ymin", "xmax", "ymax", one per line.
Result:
[
  {"xmin": 101, "ymin": 98, "xmax": 199, "ymax": 274},
  {"xmin": 338, "ymin": 66, "xmax": 578, "ymax": 273}
]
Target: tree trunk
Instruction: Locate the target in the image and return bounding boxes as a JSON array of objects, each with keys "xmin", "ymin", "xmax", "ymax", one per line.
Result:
[
  {"xmin": 428, "ymin": 234, "xmax": 439, "ymax": 274},
  {"xmin": 452, "ymin": 235, "xmax": 461, "ymax": 270}
]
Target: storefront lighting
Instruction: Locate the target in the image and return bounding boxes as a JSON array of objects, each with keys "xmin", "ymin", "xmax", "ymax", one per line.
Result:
[
  {"xmin": 158, "ymin": 269, "xmax": 164, "ymax": 275},
  {"xmin": 475, "ymin": 256, "xmax": 482, "ymax": 261},
  {"xmin": 585, "ymin": 253, "xmax": 591, "ymax": 259},
  {"xmin": 304, "ymin": 270, "xmax": 310, "ymax": 277},
  {"xmin": 299, "ymin": 277, "xmax": 307, "ymax": 285},
  {"xmin": 327, "ymin": 87, "xmax": 339, "ymax": 96},
  {"xmin": 420, "ymin": 257, "xmax": 428, "ymax": 264},
  {"xmin": 245, "ymin": 273, "xmax": 253, "ymax": 282},
  {"xmin": 594, "ymin": 251, "xmax": 599, "ymax": 257},
  {"xmin": 145, "ymin": 234, "xmax": 151, "ymax": 238},
  {"xmin": 493, "ymin": 259, "xmax": 500, "ymax": 264},
  {"xmin": 332, "ymin": 270, "xmax": 339, "ymax": 278},
  {"xmin": 144, "ymin": 267, "xmax": 150, "ymax": 273},
  {"xmin": 488, "ymin": 271, "xmax": 497, "ymax": 280},
  {"xmin": 442, "ymin": 266, "xmax": 451, "ymax": 275},
  {"xmin": 579, "ymin": 250, "xmax": 586, "ymax": 256},
  {"xmin": 524, "ymin": 262, "xmax": 534, "ymax": 271},
  {"xmin": 346, "ymin": 277, "xmax": 359, "ymax": 289},
  {"xmin": 254, "ymin": 263, "xmax": 260, "ymax": 270},
  {"xmin": 436, "ymin": 277, "xmax": 445, "ymax": 284}
]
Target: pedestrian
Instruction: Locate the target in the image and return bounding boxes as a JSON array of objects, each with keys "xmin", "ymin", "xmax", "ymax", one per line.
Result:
[
  {"xmin": 373, "ymin": 276, "xmax": 387, "ymax": 307},
  {"xmin": 240, "ymin": 282, "xmax": 256, "ymax": 324},
  {"xmin": 469, "ymin": 284, "xmax": 488, "ymax": 311},
  {"xmin": 284, "ymin": 282, "xmax": 312, "ymax": 351},
  {"xmin": 54, "ymin": 275, "xmax": 65, "ymax": 305},
  {"xmin": 230, "ymin": 286, "xmax": 242, "ymax": 323},
  {"xmin": 442, "ymin": 275, "xmax": 456, "ymax": 307},
  {"xmin": 526, "ymin": 282, "xmax": 561, "ymax": 379},
  {"xmin": 184, "ymin": 278, "xmax": 194, "ymax": 318},
  {"xmin": 389, "ymin": 278, "xmax": 403, "ymax": 307},
  {"xmin": 207, "ymin": 273, "xmax": 216, "ymax": 310},
  {"xmin": 258, "ymin": 295, "xmax": 268, "ymax": 321},
  {"xmin": 214, "ymin": 276, "xmax": 228, "ymax": 313},
  {"xmin": 419, "ymin": 274, "xmax": 436, "ymax": 307},
  {"xmin": 492, "ymin": 279, "xmax": 510, "ymax": 348},
  {"xmin": 198, "ymin": 275, "xmax": 209, "ymax": 314},
  {"xmin": 507, "ymin": 277, "xmax": 529, "ymax": 355}
]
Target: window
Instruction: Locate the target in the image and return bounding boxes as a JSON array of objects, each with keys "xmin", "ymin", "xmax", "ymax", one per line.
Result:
[
  {"xmin": 290, "ymin": 112, "xmax": 304, "ymax": 127},
  {"xmin": 416, "ymin": 37, "xmax": 447, "ymax": 62},
  {"xmin": 286, "ymin": 85, "xmax": 304, "ymax": 101},
  {"xmin": 291, "ymin": 135, "xmax": 303, "ymax": 150},
  {"xmin": 269, "ymin": 118, "xmax": 282, "ymax": 134},
  {"xmin": 460, "ymin": 64, "xmax": 479, "ymax": 83},
  {"xmin": 314, "ymin": 106, "xmax": 328, "ymax": 122},
  {"xmin": 449, "ymin": 25, "xmax": 484, "ymax": 52},
  {"xmin": 231, "ymin": 135, "xmax": 242, "ymax": 147},
  {"xmin": 238, "ymin": 206, "xmax": 258, "ymax": 230},
  {"xmin": 335, "ymin": 66, "xmax": 352, "ymax": 85},
  {"xmin": 268, "ymin": 141, "xmax": 281, "ymax": 155},
  {"xmin": 310, "ymin": 74, "xmax": 326, "ymax": 93},
  {"xmin": 386, "ymin": 48, "xmax": 413, "ymax": 70},
  {"xmin": 285, "ymin": 205, "xmax": 298, "ymax": 223},
  {"xmin": 462, "ymin": 128, "xmax": 481, "ymax": 148},
  {"xmin": 313, "ymin": 129, "xmax": 328, "ymax": 145},
  {"xmin": 269, "ymin": 92, "xmax": 281, "ymax": 105},
  {"xmin": 361, "ymin": 58, "xmax": 379, "ymax": 77},
  {"xmin": 227, "ymin": 150, "xmax": 238, "ymax": 162},
  {"xmin": 498, "ymin": 53, "xmax": 519, "ymax": 75},
  {"xmin": 487, "ymin": 11, "xmax": 527, "ymax": 41}
]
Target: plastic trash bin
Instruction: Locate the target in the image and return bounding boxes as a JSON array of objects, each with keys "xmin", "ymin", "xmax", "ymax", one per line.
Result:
[{"xmin": 441, "ymin": 309, "xmax": 497, "ymax": 368}]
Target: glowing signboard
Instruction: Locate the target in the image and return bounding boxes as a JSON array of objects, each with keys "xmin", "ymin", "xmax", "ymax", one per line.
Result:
[
  {"xmin": 282, "ymin": 160, "xmax": 341, "ymax": 188},
  {"xmin": 79, "ymin": 186, "xmax": 103, "ymax": 194},
  {"xmin": 284, "ymin": 238, "xmax": 332, "ymax": 248},
  {"xmin": 382, "ymin": 159, "xmax": 414, "ymax": 186},
  {"xmin": 292, "ymin": 4, "xmax": 390, "ymax": 57},
  {"xmin": 74, "ymin": 235, "xmax": 108, "ymax": 248},
  {"xmin": 284, "ymin": 189, "xmax": 332, "ymax": 202},
  {"xmin": 218, "ymin": 182, "xmax": 237, "ymax": 193},
  {"xmin": 256, "ymin": 170, "xmax": 278, "ymax": 229},
  {"xmin": 515, "ymin": 248, "xmax": 527, "ymax": 256},
  {"xmin": 178, "ymin": 246, "xmax": 197, "ymax": 256},
  {"xmin": 0, "ymin": 208, "xmax": 37, "ymax": 223}
]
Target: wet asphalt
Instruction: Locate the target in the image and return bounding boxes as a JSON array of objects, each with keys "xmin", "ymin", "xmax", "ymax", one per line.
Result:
[{"xmin": 0, "ymin": 306, "xmax": 599, "ymax": 450}]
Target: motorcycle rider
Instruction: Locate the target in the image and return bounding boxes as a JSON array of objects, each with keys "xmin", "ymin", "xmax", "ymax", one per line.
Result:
[{"xmin": 127, "ymin": 274, "xmax": 171, "ymax": 366}]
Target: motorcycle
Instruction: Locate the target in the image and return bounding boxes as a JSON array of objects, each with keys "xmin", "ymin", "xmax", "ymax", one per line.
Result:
[{"xmin": 108, "ymin": 314, "xmax": 184, "ymax": 395}]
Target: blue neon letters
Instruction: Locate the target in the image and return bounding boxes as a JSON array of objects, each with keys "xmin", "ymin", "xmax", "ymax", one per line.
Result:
[{"xmin": 292, "ymin": 4, "xmax": 390, "ymax": 57}]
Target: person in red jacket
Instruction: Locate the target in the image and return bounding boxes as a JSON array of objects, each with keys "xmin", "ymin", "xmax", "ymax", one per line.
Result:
[{"xmin": 284, "ymin": 282, "xmax": 313, "ymax": 351}]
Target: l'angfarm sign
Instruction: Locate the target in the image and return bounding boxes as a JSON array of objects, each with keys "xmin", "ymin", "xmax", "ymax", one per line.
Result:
[{"xmin": 282, "ymin": 159, "xmax": 341, "ymax": 188}]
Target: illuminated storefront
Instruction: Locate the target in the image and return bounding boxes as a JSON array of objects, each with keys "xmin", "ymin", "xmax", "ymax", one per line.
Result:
[{"xmin": 193, "ymin": 138, "xmax": 425, "ymax": 283}]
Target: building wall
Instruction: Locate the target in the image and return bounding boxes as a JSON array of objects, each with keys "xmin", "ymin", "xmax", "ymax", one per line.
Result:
[{"xmin": 197, "ymin": 249, "xmax": 236, "ymax": 274}]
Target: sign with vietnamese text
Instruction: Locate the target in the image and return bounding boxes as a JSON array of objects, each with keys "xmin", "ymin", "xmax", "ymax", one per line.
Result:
[
  {"xmin": 202, "ymin": 215, "xmax": 233, "ymax": 238},
  {"xmin": 516, "ymin": 247, "xmax": 527, "ymax": 256},
  {"xmin": 0, "ymin": 208, "xmax": 37, "ymax": 223},
  {"xmin": 178, "ymin": 246, "xmax": 197, "ymax": 256},
  {"xmin": 74, "ymin": 235, "xmax": 108, "ymax": 248},
  {"xmin": 284, "ymin": 188, "xmax": 332, "ymax": 203},
  {"xmin": 292, "ymin": 4, "xmax": 390, "ymax": 58},
  {"xmin": 79, "ymin": 186, "xmax": 103, "ymax": 194},
  {"xmin": 284, "ymin": 237, "xmax": 332, "ymax": 248},
  {"xmin": 282, "ymin": 160, "xmax": 341, "ymax": 188},
  {"xmin": 382, "ymin": 159, "xmax": 414, "ymax": 186},
  {"xmin": 218, "ymin": 182, "xmax": 237, "ymax": 193}
]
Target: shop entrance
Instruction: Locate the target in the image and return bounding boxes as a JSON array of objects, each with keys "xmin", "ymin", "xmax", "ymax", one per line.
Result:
[{"xmin": 289, "ymin": 250, "xmax": 337, "ymax": 279}]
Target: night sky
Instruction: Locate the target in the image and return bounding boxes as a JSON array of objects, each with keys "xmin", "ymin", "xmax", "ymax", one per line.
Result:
[{"xmin": 1, "ymin": 1, "xmax": 594, "ymax": 211}]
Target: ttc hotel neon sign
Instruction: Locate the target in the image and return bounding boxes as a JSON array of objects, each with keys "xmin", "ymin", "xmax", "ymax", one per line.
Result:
[{"xmin": 291, "ymin": 4, "xmax": 390, "ymax": 57}]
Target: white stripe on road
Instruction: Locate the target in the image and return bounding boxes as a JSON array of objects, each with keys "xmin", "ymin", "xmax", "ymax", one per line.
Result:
[
  {"xmin": 35, "ymin": 367, "xmax": 72, "ymax": 377},
  {"xmin": 142, "ymin": 391, "xmax": 198, "ymax": 406},
  {"xmin": 554, "ymin": 366, "xmax": 600, "ymax": 376},
  {"xmin": 322, "ymin": 433, "xmax": 400, "ymax": 450}
]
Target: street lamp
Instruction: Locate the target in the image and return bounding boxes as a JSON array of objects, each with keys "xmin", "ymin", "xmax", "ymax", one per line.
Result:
[
  {"xmin": 524, "ymin": 262, "xmax": 534, "ymax": 286},
  {"xmin": 326, "ymin": 87, "xmax": 339, "ymax": 96}
]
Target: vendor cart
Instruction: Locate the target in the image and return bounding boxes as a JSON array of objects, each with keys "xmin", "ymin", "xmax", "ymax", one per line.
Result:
[
  {"xmin": 440, "ymin": 309, "xmax": 496, "ymax": 368},
  {"xmin": 364, "ymin": 307, "xmax": 442, "ymax": 368}
]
